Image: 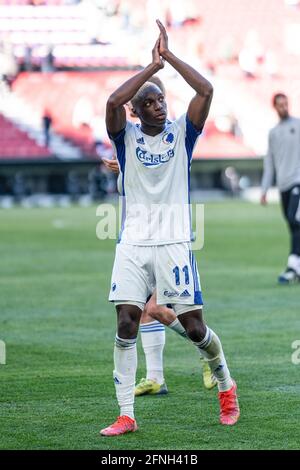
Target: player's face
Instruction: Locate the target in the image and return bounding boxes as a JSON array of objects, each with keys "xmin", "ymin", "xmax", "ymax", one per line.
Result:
[
  {"xmin": 136, "ymin": 88, "xmax": 167, "ymax": 127},
  {"xmin": 274, "ymin": 96, "xmax": 289, "ymax": 119}
]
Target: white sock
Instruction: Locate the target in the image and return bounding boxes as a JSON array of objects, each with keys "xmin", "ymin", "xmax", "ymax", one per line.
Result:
[
  {"xmin": 114, "ymin": 335, "xmax": 137, "ymax": 420},
  {"xmin": 140, "ymin": 321, "xmax": 165, "ymax": 385},
  {"xmin": 287, "ymin": 254, "xmax": 300, "ymax": 275},
  {"xmin": 169, "ymin": 318, "xmax": 206, "ymax": 361},
  {"xmin": 168, "ymin": 318, "xmax": 189, "ymax": 339},
  {"xmin": 193, "ymin": 327, "xmax": 233, "ymax": 392}
]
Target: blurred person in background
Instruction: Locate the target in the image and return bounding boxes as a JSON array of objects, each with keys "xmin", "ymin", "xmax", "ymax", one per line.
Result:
[
  {"xmin": 261, "ymin": 93, "xmax": 300, "ymax": 283},
  {"xmin": 42, "ymin": 109, "xmax": 52, "ymax": 147},
  {"xmin": 0, "ymin": 41, "xmax": 18, "ymax": 86},
  {"xmin": 88, "ymin": 164, "xmax": 108, "ymax": 201},
  {"xmin": 66, "ymin": 170, "xmax": 81, "ymax": 203}
]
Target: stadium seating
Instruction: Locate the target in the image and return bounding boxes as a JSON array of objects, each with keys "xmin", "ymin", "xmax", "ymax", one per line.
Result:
[
  {"xmin": 2, "ymin": 0, "xmax": 300, "ymax": 72},
  {"xmin": 12, "ymin": 71, "xmax": 258, "ymax": 159},
  {"xmin": 3, "ymin": 0, "xmax": 300, "ymax": 159},
  {"xmin": 0, "ymin": 113, "xmax": 51, "ymax": 160},
  {"xmin": 0, "ymin": 2, "xmax": 132, "ymax": 68},
  {"xmin": 11, "ymin": 71, "xmax": 132, "ymax": 158}
]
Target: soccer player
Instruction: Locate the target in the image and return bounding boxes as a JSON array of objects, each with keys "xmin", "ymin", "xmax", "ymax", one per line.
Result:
[
  {"xmin": 103, "ymin": 155, "xmax": 217, "ymax": 394},
  {"xmin": 261, "ymin": 93, "xmax": 300, "ymax": 283},
  {"xmin": 100, "ymin": 20, "xmax": 239, "ymax": 436},
  {"xmin": 104, "ymin": 74, "xmax": 216, "ymax": 394}
]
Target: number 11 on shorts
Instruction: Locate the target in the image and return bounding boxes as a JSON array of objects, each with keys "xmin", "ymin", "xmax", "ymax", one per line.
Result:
[{"xmin": 172, "ymin": 265, "xmax": 190, "ymax": 285}]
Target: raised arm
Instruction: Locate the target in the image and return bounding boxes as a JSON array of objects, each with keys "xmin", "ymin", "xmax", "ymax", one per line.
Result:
[
  {"xmin": 156, "ymin": 20, "xmax": 213, "ymax": 131},
  {"xmin": 106, "ymin": 38, "xmax": 164, "ymax": 135}
]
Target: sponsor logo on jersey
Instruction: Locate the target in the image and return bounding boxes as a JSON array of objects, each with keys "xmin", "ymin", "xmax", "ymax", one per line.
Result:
[
  {"xmin": 164, "ymin": 290, "xmax": 179, "ymax": 298},
  {"xmin": 180, "ymin": 289, "xmax": 191, "ymax": 297},
  {"xmin": 162, "ymin": 132, "xmax": 174, "ymax": 144},
  {"xmin": 112, "ymin": 283, "xmax": 117, "ymax": 292},
  {"xmin": 136, "ymin": 147, "xmax": 175, "ymax": 166},
  {"xmin": 136, "ymin": 137, "xmax": 145, "ymax": 144}
]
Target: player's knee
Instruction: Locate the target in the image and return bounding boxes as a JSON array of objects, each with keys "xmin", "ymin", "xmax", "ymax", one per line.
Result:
[
  {"xmin": 117, "ymin": 305, "xmax": 141, "ymax": 339},
  {"xmin": 118, "ymin": 316, "xmax": 139, "ymax": 338},
  {"xmin": 291, "ymin": 221, "xmax": 300, "ymax": 231},
  {"xmin": 185, "ymin": 318, "xmax": 206, "ymax": 342},
  {"xmin": 287, "ymin": 211, "xmax": 300, "ymax": 228}
]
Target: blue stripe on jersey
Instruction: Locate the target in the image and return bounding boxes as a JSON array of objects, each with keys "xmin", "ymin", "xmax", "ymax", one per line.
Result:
[
  {"xmin": 108, "ymin": 127, "xmax": 126, "ymax": 173},
  {"xmin": 110, "ymin": 127, "xmax": 126, "ymax": 242},
  {"xmin": 187, "ymin": 154, "xmax": 193, "ymax": 242},
  {"xmin": 185, "ymin": 115, "xmax": 202, "ymax": 163},
  {"xmin": 185, "ymin": 115, "xmax": 201, "ymax": 241}
]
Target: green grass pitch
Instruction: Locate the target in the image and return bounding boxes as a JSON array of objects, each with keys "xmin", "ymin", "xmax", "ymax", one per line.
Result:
[{"xmin": 0, "ymin": 200, "xmax": 300, "ymax": 450}]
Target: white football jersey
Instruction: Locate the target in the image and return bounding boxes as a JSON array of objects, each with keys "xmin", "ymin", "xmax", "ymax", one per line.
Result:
[{"xmin": 109, "ymin": 113, "xmax": 201, "ymax": 245}]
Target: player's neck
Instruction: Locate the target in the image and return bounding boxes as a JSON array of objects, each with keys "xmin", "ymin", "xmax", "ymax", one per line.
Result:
[
  {"xmin": 140, "ymin": 123, "xmax": 165, "ymax": 136},
  {"xmin": 279, "ymin": 114, "xmax": 290, "ymax": 122}
]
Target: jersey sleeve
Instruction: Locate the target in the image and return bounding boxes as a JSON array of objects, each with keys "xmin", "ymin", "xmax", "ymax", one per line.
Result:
[{"xmin": 175, "ymin": 113, "xmax": 202, "ymax": 163}]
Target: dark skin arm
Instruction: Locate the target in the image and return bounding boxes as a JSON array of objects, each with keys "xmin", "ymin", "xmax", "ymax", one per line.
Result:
[
  {"xmin": 156, "ymin": 19, "xmax": 213, "ymax": 131},
  {"xmin": 106, "ymin": 38, "xmax": 164, "ymax": 135}
]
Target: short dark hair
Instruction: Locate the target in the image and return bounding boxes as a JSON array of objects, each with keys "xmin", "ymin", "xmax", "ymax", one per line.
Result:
[
  {"xmin": 272, "ymin": 93, "xmax": 287, "ymax": 107},
  {"xmin": 148, "ymin": 75, "xmax": 166, "ymax": 96},
  {"xmin": 131, "ymin": 81, "xmax": 164, "ymax": 110}
]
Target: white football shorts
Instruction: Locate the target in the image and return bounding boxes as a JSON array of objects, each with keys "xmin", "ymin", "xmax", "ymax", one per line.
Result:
[{"xmin": 108, "ymin": 242, "xmax": 203, "ymax": 306}]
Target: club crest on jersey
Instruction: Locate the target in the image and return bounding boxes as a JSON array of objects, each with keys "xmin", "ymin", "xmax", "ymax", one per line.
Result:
[
  {"xmin": 162, "ymin": 132, "xmax": 174, "ymax": 144},
  {"xmin": 136, "ymin": 136, "xmax": 145, "ymax": 144},
  {"xmin": 136, "ymin": 146, "xmax": 174, "ymax": 166}
]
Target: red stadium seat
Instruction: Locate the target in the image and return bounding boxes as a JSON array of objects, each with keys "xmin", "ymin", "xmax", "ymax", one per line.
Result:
[{"xmin": 0, "ymin": 113, "xmax": 51, "ymax": 160}]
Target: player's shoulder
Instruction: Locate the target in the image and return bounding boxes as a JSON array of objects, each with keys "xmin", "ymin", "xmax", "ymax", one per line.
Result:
[
  {"xmin": 291, "ymin": 116, "xmax": 300, "ymax": 127},
  {"xmin": 172, "ymin": 113, "xmax": 188, "ymax": 129},
  {"xmin": 108, "ymin": 120, "xmax": 135, "ymax": 142},
  {"xmin": 167, "ymin": 113, "xmax": 195, "ymax": 137},
  {"xmin": 125, "ymin": 120, "xmax": 136, "ymax": 132},
  {"xmin": 270, "ymin": 116, "xmax": 300, "ymax": 134},
  {"xmin": 269, "ymin": 122, "xmax": 279, "ymax": 136}
]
